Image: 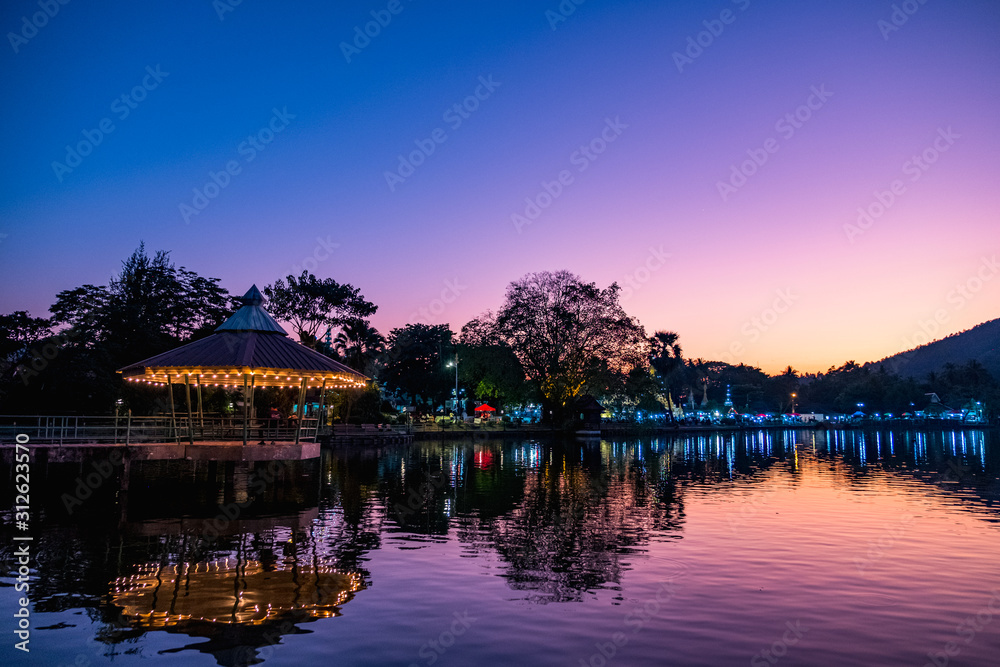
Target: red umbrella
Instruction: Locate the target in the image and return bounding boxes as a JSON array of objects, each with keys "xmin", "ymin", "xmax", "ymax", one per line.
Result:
[{"xmin": 474, "ymin": 404, "xmax": 496, "ymax": 412}]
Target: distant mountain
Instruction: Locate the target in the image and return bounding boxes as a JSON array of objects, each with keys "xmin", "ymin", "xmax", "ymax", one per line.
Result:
[{"xmin": 871, "ymin": 317, "xmax": 1000, "ymax": 379}]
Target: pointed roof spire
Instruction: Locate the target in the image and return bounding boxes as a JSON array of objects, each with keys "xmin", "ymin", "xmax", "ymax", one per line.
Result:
[
  {"xmin": 241, "ymin": 284, "xmax": 265, "ymax": 306},
  {"xmin": 215, "ymin": 285, "xmax": 287, "ymax": 334}
]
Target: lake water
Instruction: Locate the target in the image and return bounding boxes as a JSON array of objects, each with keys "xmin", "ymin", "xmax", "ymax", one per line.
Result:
[{"xmin": 2, "ymin": 428, "xmax": 999, "ymax": 666}]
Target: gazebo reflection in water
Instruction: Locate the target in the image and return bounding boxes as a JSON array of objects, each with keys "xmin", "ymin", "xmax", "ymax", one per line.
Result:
[
  {"xmin": 107, "ymin": 532, "xmax": 366, "ymax": 664},
  {"xmin": 111, "ymin": 559, "xmax": 363, "ymax": 626}
]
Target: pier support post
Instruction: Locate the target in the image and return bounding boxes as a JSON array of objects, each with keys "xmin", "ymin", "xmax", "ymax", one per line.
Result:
[
  {"xmin": 294, "ymin": 378, "xmax": 307, "ymax": 445},
  {"xmin": 184, "ymin": 374, "xmax": 195, "ymax": 446},
  {"xmin": 317, "ymin": 378, "xmax": 328, "ymax": 437}
]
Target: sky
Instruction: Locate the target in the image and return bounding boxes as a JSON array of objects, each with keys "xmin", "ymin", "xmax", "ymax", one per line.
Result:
[{"xmin": 1, "ymin": 0, "xmax": 998, "ymax": 374}]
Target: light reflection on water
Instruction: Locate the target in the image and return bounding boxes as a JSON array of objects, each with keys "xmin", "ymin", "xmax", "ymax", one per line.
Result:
[{"xmin": 1, "ymin": 428, "xmax": 998, "ymax": 666}]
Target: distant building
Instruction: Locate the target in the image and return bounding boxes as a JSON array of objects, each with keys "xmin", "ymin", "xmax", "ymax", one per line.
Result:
[{"xmin": 571, "ymin": 395, "xmax": 603, "ymax": 434}]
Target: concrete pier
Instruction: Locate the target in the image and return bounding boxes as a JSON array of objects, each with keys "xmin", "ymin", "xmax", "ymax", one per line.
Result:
[{"xmin": 0, "ymin": 440, "xmax": 321, "ymax": 463}]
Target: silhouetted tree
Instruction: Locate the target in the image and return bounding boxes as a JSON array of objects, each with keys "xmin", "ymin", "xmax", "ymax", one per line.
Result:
[
  {"xmin": 382, "ymin": 323, "xmax": 455, "ymax": 412},
  {"xmin": 263, "ymin": 271, "xmax": 376, "ymax": 347},
  {"xmin": 455, "ymin": 329, "xmax": 532, "ymax": 409},
  {"xmin": 5, "ymin": 244, "xmax": 232, "ymax": 413},
  {"xmin": 333, "ymin": 319, "xmax": 385, "ymax": 376},
  {"xmin": 467, "ymin": 271, "xmax": 648, "ymax": 422}
]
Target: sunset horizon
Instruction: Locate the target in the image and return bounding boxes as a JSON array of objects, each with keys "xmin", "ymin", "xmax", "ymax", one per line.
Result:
[{"xmin": 2, "ymin": 0, "xmax": 997, "ymax": 377}]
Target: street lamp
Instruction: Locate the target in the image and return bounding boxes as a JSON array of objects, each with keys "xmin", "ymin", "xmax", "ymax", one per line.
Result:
[
  {"xmin": 791, "ymin": 393, "xmax": 797, "ymax": 414},
  {"xmin": 446, "ymin": 353, "xmax": 459, "ymax": 415}
]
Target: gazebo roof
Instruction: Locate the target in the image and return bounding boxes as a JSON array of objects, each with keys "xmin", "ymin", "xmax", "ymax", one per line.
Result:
[
  {"xmin": 117, "ymin": 285, "xmax": 367, "ymax": 388},
  {"xmin": 571, "ymin": 395, "xmax": 603, "ymax": 412},
  {"xmin": 214, "ymin": 284, "xmax": 286, "ymax": 334}
]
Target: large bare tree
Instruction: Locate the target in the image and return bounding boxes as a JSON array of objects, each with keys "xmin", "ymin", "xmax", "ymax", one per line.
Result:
[{"xmin": 468, "ymin": 270, "xmax": 648, "ymax": 421}]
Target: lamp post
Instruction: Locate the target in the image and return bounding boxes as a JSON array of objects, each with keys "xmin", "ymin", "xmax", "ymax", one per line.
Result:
[
  {"xmin": 447, "ymin": 353, "xmax": 459, "ymax": 415},
  {"xmin": 791, "ymin": 393, "xmax": 797, "ymax": 414}
]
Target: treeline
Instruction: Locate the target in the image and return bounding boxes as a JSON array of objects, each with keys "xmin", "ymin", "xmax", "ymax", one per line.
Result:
[{"xmin": 1, "ymin": 246, "xmax": 997, "ymax": 422}]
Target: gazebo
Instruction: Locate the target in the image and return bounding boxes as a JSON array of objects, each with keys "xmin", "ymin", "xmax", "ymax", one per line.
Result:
[{"xmin": 117, "ymin": 285, "xmax": 368, "ymax": 446}]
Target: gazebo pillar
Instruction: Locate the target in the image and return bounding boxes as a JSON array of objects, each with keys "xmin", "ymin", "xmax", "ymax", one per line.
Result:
[
  {"xmin": 242, "ymin": 374, "xmax": 249, "ymax": 447},
  {"xmin": 294, "ymin": 378, "xmax": 307, "ymax": 445},
  {"xmin": 167, "ymin": 376, "xmax": 177, "ymax": 442},
  {"xmin": 184, "ymin": 374, "xmax": 195, "ymax": 446},
  {"xmin": 248, "ymin": 373, "xmax": 256, "ymax": 434},
  {"xmin": 196, "ymin": 376, "xmax": 204, "ymax": 433}
]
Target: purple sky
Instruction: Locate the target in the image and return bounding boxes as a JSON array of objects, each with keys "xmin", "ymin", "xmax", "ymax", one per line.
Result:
[{"xmin": 1, "ymin": 0, "xmax": 998, "ymax": 373}]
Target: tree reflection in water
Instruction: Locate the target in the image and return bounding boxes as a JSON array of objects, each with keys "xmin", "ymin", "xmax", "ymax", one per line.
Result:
[
  {"xmin": 6, "ymin": 429, "xmax": 995, "ymax": 665},
  {"xmin": 462, "ymin": 446, "xmax": 684, "ymax": 603},
  {"xmin": 337, "ymin": 439, "xmax": 695, "ymax": 604}
]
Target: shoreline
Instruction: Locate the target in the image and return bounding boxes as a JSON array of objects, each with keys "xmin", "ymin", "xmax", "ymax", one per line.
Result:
[{"xmin": 398, "ymin": 420, "xmax": 998, "ymax": 441}]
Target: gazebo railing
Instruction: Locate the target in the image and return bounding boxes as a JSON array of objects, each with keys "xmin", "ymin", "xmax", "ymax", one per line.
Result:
[{"xmin": 0, "ymin": 415, "xmax": 319, "ymax": 445}]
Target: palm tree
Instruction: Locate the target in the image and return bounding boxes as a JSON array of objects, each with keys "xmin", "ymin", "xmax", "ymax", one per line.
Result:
[
  {"xmin": 333, "ymin": 319, "xmax": 385, "ymax": 376},
  {"xmin": 649, "ymin": 331, "xmax": 684, "ymax": 421},
  {"xmin": 649, "ymin": 331, "xmax": 683, "ymax": 377}
]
